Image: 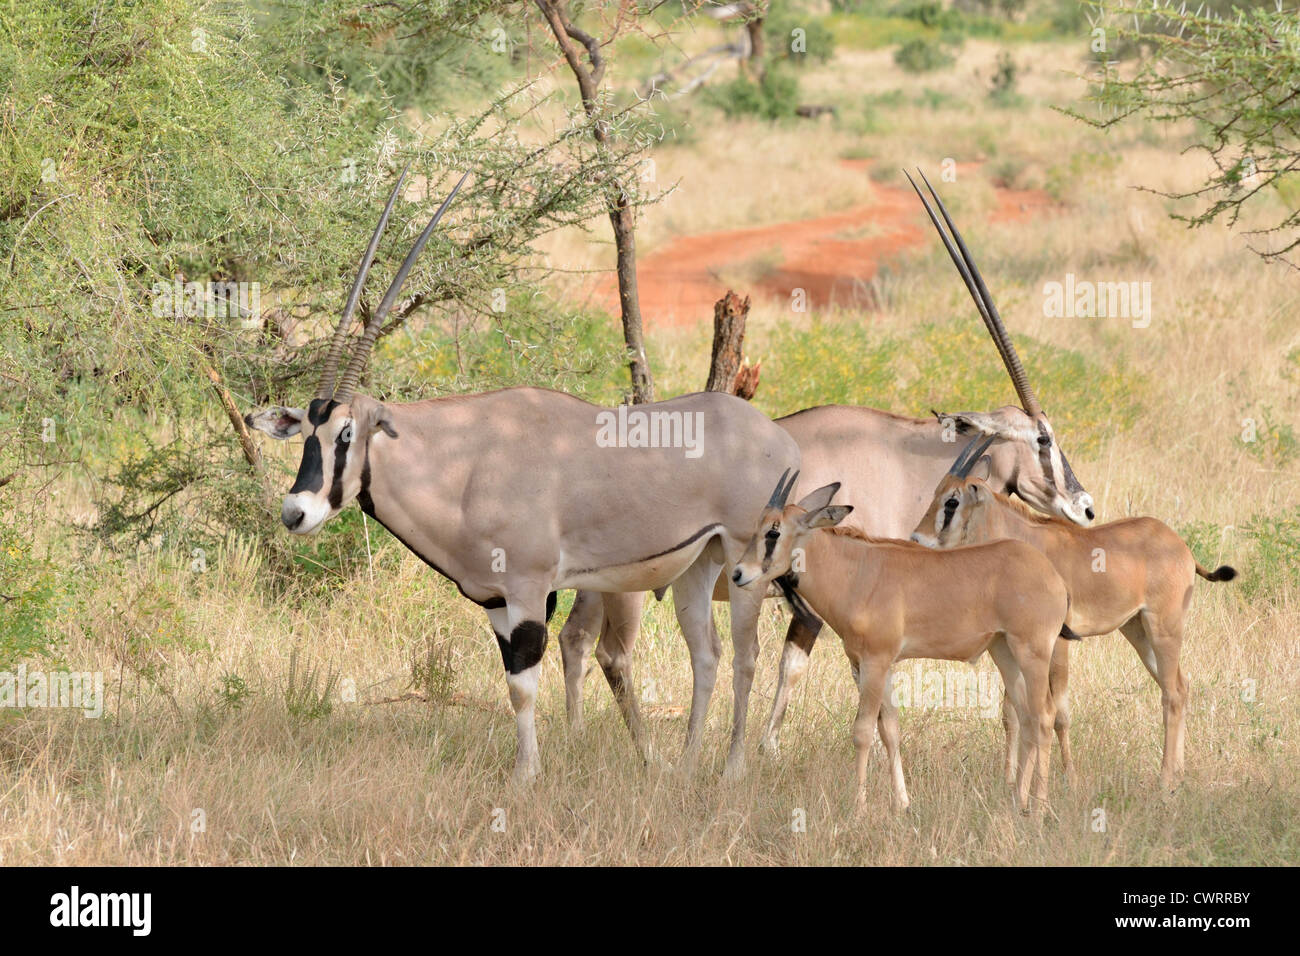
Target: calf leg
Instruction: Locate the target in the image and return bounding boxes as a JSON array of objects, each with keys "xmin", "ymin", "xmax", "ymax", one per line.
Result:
[
  {"xmin": 1121, "ymin": 613, "xmax": 1187, "ymax": 786},
  {"xmin": 852, "ymin": 656, "xmax": 892, "ymax": 810},
  {"xmin": 877, "ymin": 671, "xmax": 908, "ymax": 810},
  {"xmin": 1050, "ymin": 637, "xmax": 1074, "ymax": 784},
  {"xmin": 760, "ymin": 613, "xmax": 823, "ymax": 755}
]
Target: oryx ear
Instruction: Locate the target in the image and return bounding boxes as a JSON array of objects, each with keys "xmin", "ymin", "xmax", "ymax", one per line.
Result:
[
  {"xmin": 971, "ymin": 455, "xmax": 993, "ymax": 482},
  {"xmin": 799, "ymin": 504, "xmax": 853, "ymax": 530},
  {"xmin": 945, "ymin": 409, "xmax": 1032, "ymax": 442},
  {"xmin": 942, "ymin": 411, "xmax": 1000, "ymax": 437},
  {"xmin": 245, "ymin": 406, "xmax": 305, "ymax": 440},
  {"xmin": 795, "ymin": 482, "xmax": 841, "ymax": 514},
  {"xmin": 350, "ymin": 394, "xmax": 399, "ymax": 439}
]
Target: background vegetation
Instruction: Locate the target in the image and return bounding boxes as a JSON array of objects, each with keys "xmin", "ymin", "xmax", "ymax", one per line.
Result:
[{"xmin": 0, "ymin": 0, "xmax": 1296, "ymax": 864}]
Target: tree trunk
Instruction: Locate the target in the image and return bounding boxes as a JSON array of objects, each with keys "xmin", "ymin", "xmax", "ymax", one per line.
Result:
[
  {"xmin": 535, "ymin": 0, "xmax": 655, "ymax": 404},
  {"xmin": 704, "ymin": 290, "xmax": 761, "ymax": 400}
]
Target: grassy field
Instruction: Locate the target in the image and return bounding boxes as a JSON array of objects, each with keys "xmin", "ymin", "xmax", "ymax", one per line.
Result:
[{"xmin": 2, "ymin": 26, "xmax": 1298, "ymax": 865}]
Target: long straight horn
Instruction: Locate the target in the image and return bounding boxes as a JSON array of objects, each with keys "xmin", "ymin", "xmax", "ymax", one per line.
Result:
[
  {"xmin": 317, "ymin": 165, "xmax": 410, "ymax": 401},
  {"xmin": 952, "ymin": 435, "xmax": 997, "ymax": 478},
  {"xmin": 333, "ymin": 171, "xmax": 470, "ymax": 403},
  {"xmin": 904, "ymin": 168, "xmax": 1042, "ymax": 417}
]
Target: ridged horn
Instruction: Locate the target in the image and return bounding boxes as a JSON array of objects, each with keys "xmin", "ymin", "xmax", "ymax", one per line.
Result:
[
  {"xmin": 949, "ymin": 434, "xmax": 997, "ymax": 478},
  {"xmin": 904, "ymin": 168, "xmax": 1042, "ymax": 417},
  {"xmin": 317, "ymin": 165, "xmax": 410, "ymax": 401},
  {"xmin": 333, "ymin": 170, "xmax": 470, "ymax": 403}
]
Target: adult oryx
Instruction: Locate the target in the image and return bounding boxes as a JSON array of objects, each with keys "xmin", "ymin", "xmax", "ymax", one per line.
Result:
[
  {"xmin": 559, "ymin": 169, "xmax": 1097, "ymax": 758},
  {"xmin": 244, "ymin": 169, "xmax": 800, "ymax": 783}
]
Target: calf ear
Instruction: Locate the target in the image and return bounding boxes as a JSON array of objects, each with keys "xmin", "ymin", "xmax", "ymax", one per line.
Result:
[
  {"xmin": 800, "ymin": 504, "xmax": 853, "ymax": 530},
  {"xmin": 795, "ymin": 482, "xmax": 841, "ymax": 514},
  {"xmin": 245, "ymin": 406, "xmax": 305, "ymax": 440}
]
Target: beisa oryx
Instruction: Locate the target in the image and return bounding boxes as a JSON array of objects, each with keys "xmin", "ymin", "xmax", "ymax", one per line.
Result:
[
  {"xmin": 245, "ymin": 168, "xmax": 800, "ymax": 783},
  {"xmin": 559, "ymin": 169, "xmax": 1097, "ymax": 757},
  {"xmin": 911, "ymin": 444, "xmax": 1237, "ymax": 789},
  {"xmin": 730, "ymin": 465, "xmax": 1076, "ymax": 814}
]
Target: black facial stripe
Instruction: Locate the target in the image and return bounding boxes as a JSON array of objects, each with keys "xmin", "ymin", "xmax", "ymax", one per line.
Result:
[
  {"xmin": 327, "ymin": 429, "xmax": 349, "ymax": 510},
  {"xmin": 1058, "ymin": 449, "xmax": 1084, "ymax": 494},
  {"xmin": 1037, "ymin": 421, "xmax": 1056, "ymax": 489},
  {"xmin": 307, "ymin": 397, "xmax": 338, "ymax": 426},
  {"xmin": 941, "ymin": 500, "xmax": 957, "ymax": 530},
  {"xmin": 289, "ymin": 435, "xmax": 324, "ymax": 494}
]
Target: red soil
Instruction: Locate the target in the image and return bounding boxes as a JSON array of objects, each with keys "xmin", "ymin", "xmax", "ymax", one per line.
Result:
[{"xmin": 590, "ymin": 161, "xmax": 1055, "ymax": 328}]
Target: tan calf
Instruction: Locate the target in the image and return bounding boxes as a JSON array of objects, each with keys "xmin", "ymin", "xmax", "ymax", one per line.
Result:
[
  {"xmin": 911, "ymin": 458, "xmax": 1237, "ymax": 789},
  {"xmin": 732, "ymin": 471, "xmax": 1075, "ymax": 814}
]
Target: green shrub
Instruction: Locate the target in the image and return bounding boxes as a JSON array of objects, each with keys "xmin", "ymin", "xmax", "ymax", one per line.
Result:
[
  {"xmin": 894, "ymin": 36, "xmax": 957, "ymax": 72},
  {"xmin": 705, "ymin": 67, "xmax": 802, "ymax": 121}
]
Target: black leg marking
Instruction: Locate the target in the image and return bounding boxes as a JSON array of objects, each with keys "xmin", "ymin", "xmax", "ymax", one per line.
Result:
[
  {"xmin": 495, "ymin": 632, "xmax": 511, "ymax": 670},
  {"xmin": 505, "ymin": 621, "xmax": 548, "ymax": 674},
  {"xmin": 545, "ymin": 591, "xmax": 557, "ymax": 623}
]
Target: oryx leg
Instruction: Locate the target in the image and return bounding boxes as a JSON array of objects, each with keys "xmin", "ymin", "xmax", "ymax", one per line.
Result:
[
  {"xmin": 1000, "ymin": 630, "xmax": 1056, "ymax": 813},
  {"xmin": 487, "ymin": 590, "xmax": 552, "ymax": 786},
  {"xmin": 988, "ymin": 636, "xmax": 1034, "ymax": 809},
  {"xmin": 1000, "ymin": 688, "xmax": 1021, "ymax": 785},
  {"xmin": 1124, "ymin": 609, "xmax": 1187, "ymax": 789},
  {"xmin": 1049, "ymin": 637, "xmax": 1075, "ymax": 784},
  {"xmin": 723, "ymin": 574, "xmax": 766, "ymax": 781},
  {"xmin": 671, "ymin": 551, "xmax": 725, "ymax": 773},
  {"xmin": 593, "ymin": 590, "xmax": 650, "ymax": 758},
  {"xmin": 877, "ymin": 670, "xmax": 908, "ymax": 811},
  {"xmin": 851, "ymin": 654, "xmax": 891, "ymax": 810},
  {"xmin": 760, "ymin": 613, "xmax": 823, "ymax": 755},
  {"xmin": 558, "ymin": 589, "xmax": 603, "ymax": 733}
]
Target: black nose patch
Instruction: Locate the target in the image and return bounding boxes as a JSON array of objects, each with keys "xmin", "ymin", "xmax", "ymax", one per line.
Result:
[{"xmin": 289, "ymin": 435, "xmax": 324, "ymax": 494}]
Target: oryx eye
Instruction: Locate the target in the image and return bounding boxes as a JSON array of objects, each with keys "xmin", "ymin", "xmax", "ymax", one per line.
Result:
[
  {"xmin": 765, "ymin": 526, "xmax": 781, "ymax": 540},
  {"xmin": 944, "ymin": 497, "xmax": 959, "ymax": 510},
  {"xmin": 1037, "ymin": 435, "xmax": 1050, "ymax": 447},
  {"xmin": 340, "ymin": 423, "xmax": 355, "ymax": 443}
]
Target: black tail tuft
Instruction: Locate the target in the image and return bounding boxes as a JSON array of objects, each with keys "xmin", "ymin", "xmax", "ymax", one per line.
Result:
[
  {"xmin": 1209, "ymin": 565, "xmax": 1238, "ymax": 582},
  {"xmin": 1059, "ymin": 623, "xmax": 1082, "ymax": 641}
]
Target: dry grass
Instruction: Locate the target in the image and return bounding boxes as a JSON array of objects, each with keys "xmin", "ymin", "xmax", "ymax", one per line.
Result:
[{"xmin": 2, "ymin": 38, "xmax": 1298, "ymax": 865}]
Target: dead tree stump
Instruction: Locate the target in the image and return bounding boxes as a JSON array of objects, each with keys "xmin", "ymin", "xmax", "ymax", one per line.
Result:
[{"xmin": 704, "ymin": 290, "xmax": 761, "ymax": 400}]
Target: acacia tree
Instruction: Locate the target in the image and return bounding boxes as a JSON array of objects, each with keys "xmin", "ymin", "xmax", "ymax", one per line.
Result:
[{"xmin": 1075, "ymin": 1, "xmax": 1300, "ymax": 265}]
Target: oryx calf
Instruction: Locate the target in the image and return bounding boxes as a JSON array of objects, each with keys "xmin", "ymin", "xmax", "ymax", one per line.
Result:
[
  {"xmin": 910, "ymin": 459, "xmax": 1237, "ymax": 789},
  {"xmin": 732, "ymin": 473, "xmax": 1075, "ymax": 813}
]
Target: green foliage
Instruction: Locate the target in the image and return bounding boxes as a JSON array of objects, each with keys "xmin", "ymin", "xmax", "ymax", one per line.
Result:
[
  {"xmin": 1072, "ymin": 0, "xmax": 1300, "ymax": 264},
  {"xmin": 283, "ymin": 647, "xmax": 338, "ymax": 722},
  {"xmin": 0, "ymin": 0, "xmax": 639, "ymax": 569},
  {"xmin": 217, "ymin": 672, "xmax": 253, "ymax": 712},
  {"xmin": 755, "ymin": 316, "xmax": 1144, "ymax": 459},
  {"xmin": 893, "ymin": 36, "xmax": 957, "ymax": 72},
  {"xmin": 0, "ymin": 521, "xmax": 65, "ymax": 667},
  {"xmin": 1238, "ymin": 407, "xmax": 1299, "ymax": 468},
  {"xmin": 704, "ymin": 66, "xmax": 802, "ymax": 120},
  {"xmin": 766, "ymin": 5, "xmax": 837, "ymax": 65},
  {"xmin": 1239, "ymin": 508, "xmax": 1300, "ymax": 603},
  {"xmin": 989, "ymin": 50, "xmax": 1021, "ymax": 104}
]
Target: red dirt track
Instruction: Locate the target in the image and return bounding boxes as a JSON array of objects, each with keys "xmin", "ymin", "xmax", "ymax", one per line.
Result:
[{"xmin": 593, "ymin": 162, "xmax": 1054, "ymax": 327}]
